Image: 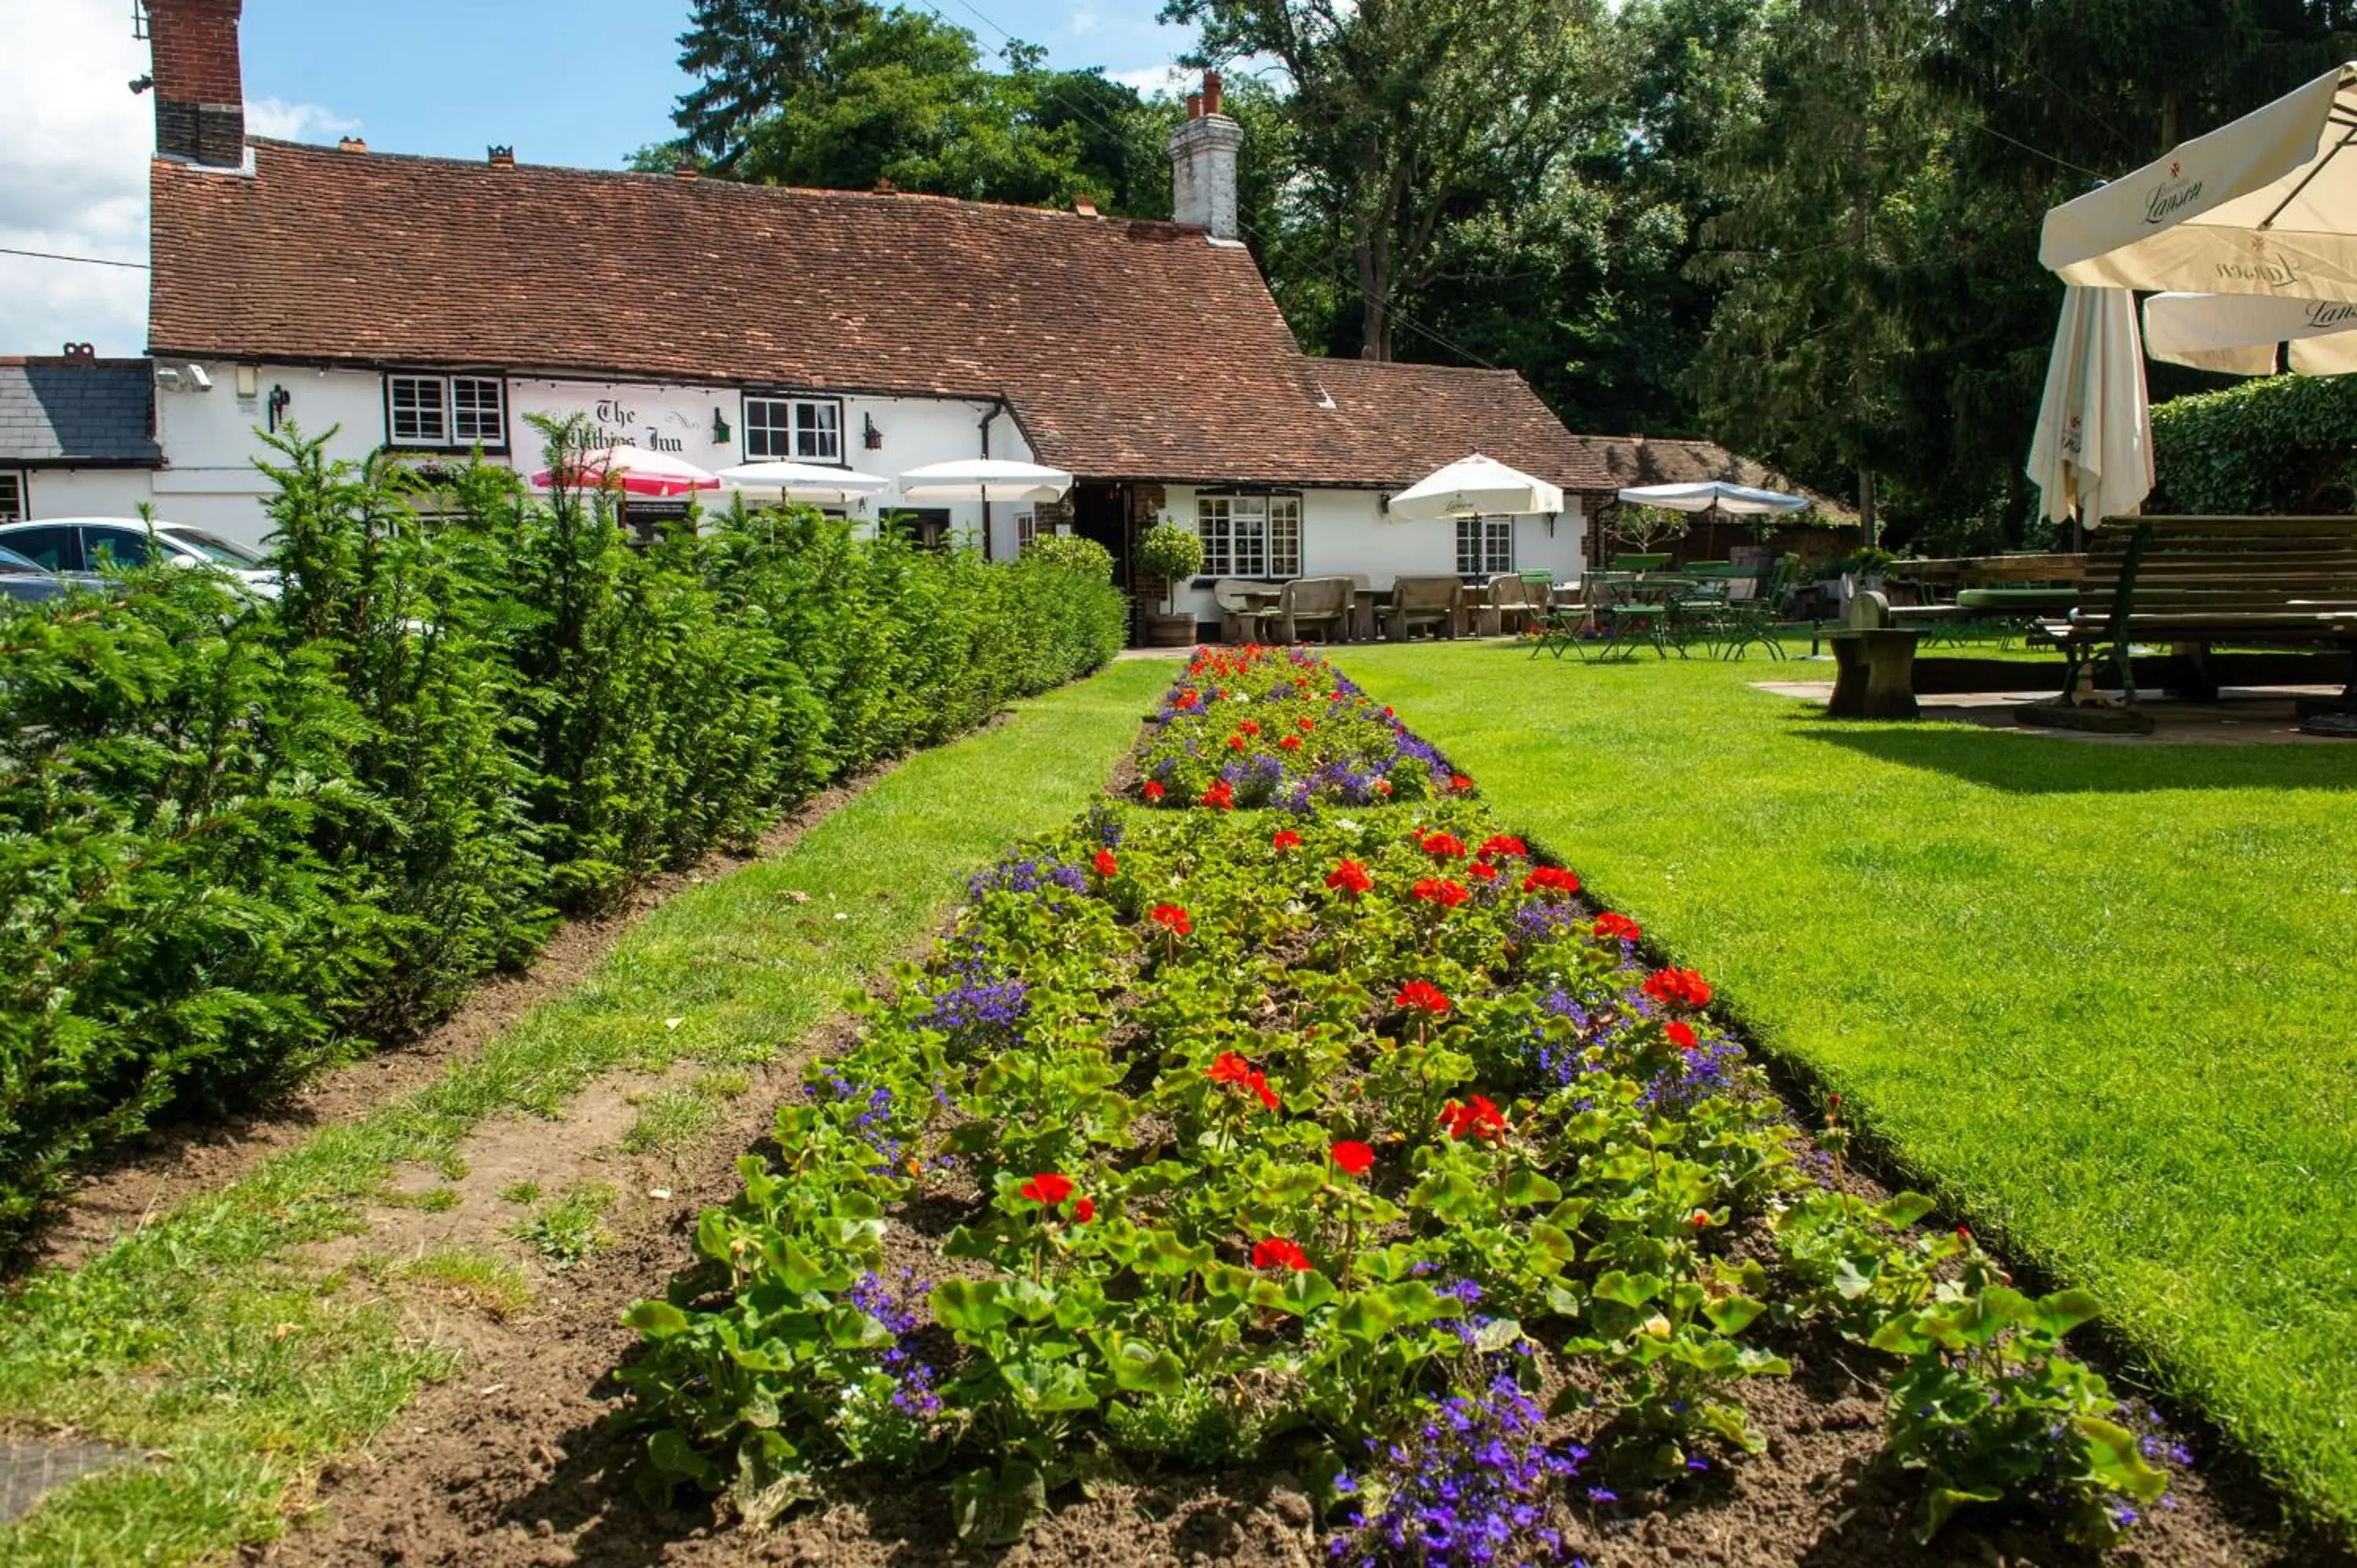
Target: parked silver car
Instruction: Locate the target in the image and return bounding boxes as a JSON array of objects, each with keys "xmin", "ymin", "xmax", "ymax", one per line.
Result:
[
  {"xmin": 0, "ymin": 542, "xmax": 66, "ymax": 603},
  {"xmin": 0, "ymin": 518, "xmax": 280, "ymax": 599}
]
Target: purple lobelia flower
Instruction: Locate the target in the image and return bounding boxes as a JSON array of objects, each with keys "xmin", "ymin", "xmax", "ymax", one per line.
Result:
[
  {"xmin": 847, "ymin": 1269, "xmax": 943, "ymax": 1418},
  {"xmin": 1326, "ymin": 1373, "xmax": 1581, "ymax": 1566}
]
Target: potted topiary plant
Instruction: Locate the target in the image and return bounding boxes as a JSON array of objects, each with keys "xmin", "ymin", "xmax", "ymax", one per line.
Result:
[{"xmin": 1137, "ymin": 519, "xmax": 1206, "ymax": 647}]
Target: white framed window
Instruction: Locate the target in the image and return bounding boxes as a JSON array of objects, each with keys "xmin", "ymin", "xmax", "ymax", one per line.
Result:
[
  {"xmin": 1456, "ymin": 515, "xmax": 1513, "ymax": 576},
  {"xmin": 1016, "ymin": 511, "xmax": 1037, "ymax": 551},
  {"xmin": 744, "ymin": 396, "xmax": 843, "ymax": 462},
  {"xmin": 0, "ymin": 472, "xmax": 23, "ymax": 523},
  {"xmin": 386, "ymin": 374, "xmax": 506, "ymax": 449},
  {"xmin": 1195, "ymin": 493, "xmax": 1301, "ymax": 578}
]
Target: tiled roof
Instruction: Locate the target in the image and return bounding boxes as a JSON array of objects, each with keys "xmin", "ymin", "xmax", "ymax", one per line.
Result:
[
  {"xmin": 150, "ymin": 140, "xmax": 1611, "ymax": 491},
  {"xmin": 1560, "ymin": 434, "xmax": 1857, "ymax": 522},
  {"xmin": 0, "ymin": 359, "xmax": 163, "ymax": 467}
]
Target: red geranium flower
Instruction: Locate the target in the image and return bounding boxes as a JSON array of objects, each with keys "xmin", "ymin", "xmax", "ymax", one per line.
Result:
[
  {"xmin": 1412, "ymin": 877, "xmax": 1471, "ymax": 908},
  {"xmin": 1523, "ymin": 866, "xmax": 1581, "ymax": 895},
  {"xmin": 1272, "ymin": 830, "xmax": 1303, "ymax": 852},
  {"xmin": 1644, "ymin": 967, "xmax": 1712, "ymax": 1010},
  {"xmin": 1239, "ymin": 719, "xmax": 1261, "ymax": 736},
  {"xmin": 1252, "ymin": 1236, "xmax": 1312, "ymax": 1272},
  {"xmin": 1144, "ymin": 780, "xmax": 1166, "ymax": 802},
  {"xmin": 1438, "ymin": 1095, "xmax": 1506, "ymax": 1142},
  {"xmin": 1395, "ymin": 980, "xmax": 1452, "ymax": 1017},
  {"xmin": 1420, "ymin": 831, "xmax": 1468, "ymax": 860},
  {"xmin": 1593, "ymin": 911, "xmax": 1640, "ymax": 943},
  {"xmin": 1448, "ymin": 774, "xmax": 1475, "ymax": 793},
  {"xmin": 1691, "ymin": 1211, "xmax": 1711, "ymax": 1227},
  {"xmin": 1374, "ymin": 779, "xmax": 1394, "ymax": 796},
  {"xmin": 1203, "ymin": 779, "xmax": 1236, "ymax": 810},
  {"xmin": 1297, "ymin": 716, "xmax": 1316, "ymax": 733},
  {"xmin": 1093, "ymin": 848, "xmax": 1119, "ymax": 879},
  {"xmin": 1208, "ymin": 1051, "xmax": 1278, "ymax": 1110},
  {"xmin": 1467, "ymin": 861, "xmax": 1500, "ymax": 883},
  {"xmin": 1478, "ymin": 835, "xmax": 1528, "ymax": 860},
  {"xmin": 1018, "ymin": 1172, "xmax": 1074, "ymax": 1205},
  {"xmin": 1279, "ymin": 735, "xmax": 1303, "ymax": 752},
  {"xmin": 1325, "ymin": 859, "xmax": 1373, "ymax": 897},
  {"xmin": 1329, "ymin": 1140, "xmax": 1375, "ymax": 1176},
  {"xmin": 1150, "ymin": 903, "xmax": 1193, "ymax": 936},
  {"xmin": 1226, "ymin": 733, "xmax": 1249, "ymax": 752},
  {"xmin": 1175, "ymin": 690, "xmax": 1200, "ymax": 710},
  {"xmin": 1665, "ymin": 1020, "xmax": 1698, "ymax": 1052},
  {"xmin": 1074, "ymin": 1196, "xmax": 1096, "ymax": 1224}
]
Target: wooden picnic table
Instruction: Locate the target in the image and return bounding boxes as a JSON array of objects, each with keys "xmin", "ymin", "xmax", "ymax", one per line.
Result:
[{"xmin": 1236, "ymin": 584, "xmax": 1380, "ymax": 642}]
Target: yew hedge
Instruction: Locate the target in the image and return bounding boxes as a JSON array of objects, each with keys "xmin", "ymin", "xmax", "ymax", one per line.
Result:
[
  {"xmin": 0, "ymin": 418, "xmax": 1126, "ymax": 1242},
  {"xmin": 622, "ymin": 647, "xmax": 2179, "ymax": 1561}
]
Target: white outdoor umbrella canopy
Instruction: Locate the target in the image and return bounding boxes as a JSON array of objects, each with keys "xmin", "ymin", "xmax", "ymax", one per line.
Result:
[
  {"xmin": 1614, "ymin": 480, "xmax": 1809, "ymax": 515},
  {"xmin": 2042, "ymin": 60, "xmax": 2357, "ymax": 299},
  {"xmin": 715, "ymin": 460, "xmax": 892, "ymax": 502},
  {"xmin": 2027, "ymin": 286, "xmax": 2154, "ymax": 529},
  {"xmin": 894, "ymin": 458, "xmax": 1075, "ymax": 504},
  {"xmin": 2142, "ymin": 290, "xmax": 2357, "ymax": 374},
  {"xmin": 1387, "ymin": 453, "xmax": 1564, "ymax": 519}
]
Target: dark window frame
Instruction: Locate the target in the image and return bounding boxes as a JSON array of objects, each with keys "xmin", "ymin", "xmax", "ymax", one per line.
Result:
[{"xmin": 0, "ymin": 471, "xmax": 24, "ymax": 524}]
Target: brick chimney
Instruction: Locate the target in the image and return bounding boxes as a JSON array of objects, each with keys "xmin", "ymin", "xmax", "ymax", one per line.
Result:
[
  {"xmin": 1167, "ymin": 69, "xmax": 1244, "ymax": 240},
  {"xmin": 147, "ymin": 0, "xmax": 246, "ymax": 168}
]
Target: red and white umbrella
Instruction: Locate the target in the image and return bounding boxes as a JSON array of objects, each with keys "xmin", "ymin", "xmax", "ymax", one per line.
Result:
[{"xmin": 531, "ymin": 445, "xmax": 722, "ymax": 497}]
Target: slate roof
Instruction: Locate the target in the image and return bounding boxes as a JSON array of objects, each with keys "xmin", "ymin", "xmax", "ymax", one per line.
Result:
[
  {"xmin": 150, "ymin": 140, "xmax": 1615, "ymax": 493},
  {"xmin": 0, "ymin": 358, "xmax": 163, "ymax": 467},
  {"xmin": 1559, "ymin": 433, "xmax": 1856, "ymax": 522}
]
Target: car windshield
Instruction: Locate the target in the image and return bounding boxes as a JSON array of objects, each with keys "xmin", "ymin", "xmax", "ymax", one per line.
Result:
[
  {"xmin": 0, "ymin": 544, "xmax": 46, "ymax": 575},
  {"xmin": 159, "ymin": 527, "xmax": 268, "ymax": 567}
]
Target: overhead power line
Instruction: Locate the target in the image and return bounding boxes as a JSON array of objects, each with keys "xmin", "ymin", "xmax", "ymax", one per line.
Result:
[{"xmin": 0, "ymin": 245, "xmax": 150, "ymax": 270}]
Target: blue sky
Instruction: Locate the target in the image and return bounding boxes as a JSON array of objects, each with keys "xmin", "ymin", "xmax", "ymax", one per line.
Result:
[{"xmin": 3, "ymin": 0, "xmax": 1198, "ymax": 356}]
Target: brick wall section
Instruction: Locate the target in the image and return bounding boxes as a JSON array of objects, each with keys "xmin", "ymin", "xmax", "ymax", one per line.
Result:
[{"xmin": 148, "ymin": 0, "xmax": 245, "ymax": 167}]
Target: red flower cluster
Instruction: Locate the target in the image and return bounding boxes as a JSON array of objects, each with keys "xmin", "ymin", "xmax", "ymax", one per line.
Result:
[
  {"xmin": 1173, "ymin": 689, "xmax": 1200, "ymax": 710},
  {"xmin": 1523, "ymin": 866, "xmax": 1580, "ymax": 895},
  {"xmin": 1395, "ymin": 980, "xmax": 1451, "ymax": 1017},
  {"xmin": 1296, "ymin": 716, "xmax": 1316, "ymax": 733},
  {"xmin": 1018, "ymin": 1172, "xmax": 1073, "ymax": 1205},
  {"xmin": 1279, "ymin": 735, "xmax": 1303, "ymax": 752},
  {"xmin": 1252, "ymin": 1236, "xmax": 1312, "ymax": 1272},
  {"xmin": 1208, "ymin": 1051, "xmax": 1281, "ymax": 1112},
  {"xmin": 1412, "ymin": 877, "xmax": 1471, "ymax": 908},
  {"xmin": 1439, "ymin": 1095, "xmax": 1507, "ymax": 1141},
  {"xmin": 1144, "ymin": 780, "xmax": 1167, "ymax": 802},
  {"xmin": 1271, "ymin": 829, "xmax": 1303, "ymax": 852},
  {"xmin": 1593, "ymin": 911, "xmax": 1641, "ymax": 943},
  {"xmin": 1419, "ymin": 830, "xmax": 1468, "ymax": 860},
  {"xmin": 1477, "ymin": 835, "xmax": 1527, "ymax": 860},
  {"xmin": 1203, "ymin": 779, "xmax": 1236, "ymax": 810},
  {"xmin": 1238, "ymin": 719, "xmax": 1262, "ymax": 737},
  {"xmin": 1329, "ymin": 1139, "xmax": 1375, "ymax": 1176},
  {"xmin": 1448, "ymin": 774, "xmax": 1475, "ymax": 793},
  {"xmin": 1644, "ymin": 967, "xmax": 1713, "ymax": 1010},
  {"xmin": 1665, "ymin": 1020, "xmax": 1698, "ymax": 1052},
  {"xmin": 1467, "ymin": 861, "xmax": 1499, "ymax": 883},
  {"xmin": 1226, "ymin": 733, "xmax": 1248, "ymax": 752},
  {"xmin": 1150, "ymin": 903, "xmax": 1193, "ymax": 937},
  {"xmin": 1076, "ymin": 1197, "xmax": 1096, "ymax": 1223},
  {"xmin": 1093, "ymin": 848, "xmax": 1119, "ymax": 879},
  {"xmin": 1325, "ymin": 859, "xmax": 1373, "ymax": 897}
]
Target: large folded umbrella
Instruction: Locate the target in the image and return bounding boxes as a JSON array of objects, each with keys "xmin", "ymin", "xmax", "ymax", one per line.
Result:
[
  {"xmin": 2143, "ymin": 290, "xmax": 2357, "ymax": 375},
  {"xmin": 1615, "ymin": 480, "xmax": 1809, "ymax": 515},
  {"xmin": 2043, "ymin": 60, "xmax": 2357, "ymax": 299},
  {"xmin": 532, "ymin": 446, "xmax": 721, "ymax": 497},
  {"xmin": 1387, "ymin": 453, "xmax": 1564, "ymax": 518},
  {"xmin": 895, "ymin": 459, "xmax": 1074, "ymax": 503},
  {"xmin": 2026, "ymin": 286, "xmax": 2154, "ymax": 535},
  {"xmin": 716, "ymin": 460, "xmax": 893, "ymax": 502}
]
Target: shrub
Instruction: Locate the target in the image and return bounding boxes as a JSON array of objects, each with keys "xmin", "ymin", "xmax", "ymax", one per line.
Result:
[
  {"xmin": 0, "ymin": 423, "xmax": 1127, "ymax": 1244},
  {"xmin": 2150, "ymin": 373, "xmax": 2357, "ymax": 515}
]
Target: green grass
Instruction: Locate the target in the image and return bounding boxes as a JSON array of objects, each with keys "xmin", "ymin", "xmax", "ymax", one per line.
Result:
[
  {"xmin": 1334, "ymin": 639, "xmax": 2357, "ymax": 1526},
  {"xmin": 509, "ymin": 1179, "xmax": 617, "ymax": 1269},
  {"xmin": 390, "ymin": 1247, "xmax": 534, "ymax": 1319},
  {"xmin": 0, "ymin": 658, "xmax": 1165, "ymax": 1565},
  {"xmin": 620, "ymin": 1086, "xmax": 724, "ymax": 1158}
]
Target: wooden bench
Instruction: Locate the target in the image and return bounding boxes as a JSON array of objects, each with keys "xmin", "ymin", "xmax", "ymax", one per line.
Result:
[{"xmin": 2029, "ymin": 515, "xmax": 2357, "ymax": 733}]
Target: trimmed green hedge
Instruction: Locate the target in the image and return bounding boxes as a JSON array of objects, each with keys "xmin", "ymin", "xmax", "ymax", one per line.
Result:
[
  {"xmin": 2150, "ymin": 373, "xmax": 2357, "ymax": 515},
  {"xmin": 0, "ymin": 421, "xmax": 1127, "ymax": 1241}
]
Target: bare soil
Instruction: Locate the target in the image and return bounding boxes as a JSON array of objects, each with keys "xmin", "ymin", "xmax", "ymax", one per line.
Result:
[{"xmin": 31, "ymin": 777, "xmax": 874, "ymax": 1275}]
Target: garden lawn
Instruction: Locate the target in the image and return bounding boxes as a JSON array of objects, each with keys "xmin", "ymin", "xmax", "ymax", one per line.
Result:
[
  {"xmin": 1332, "ymin": 639, "xmax": 2357, "ymax": 1527},
  {"xmin": 0, "ymin": 658, "xmax": 1166, "ymax": 1568}
]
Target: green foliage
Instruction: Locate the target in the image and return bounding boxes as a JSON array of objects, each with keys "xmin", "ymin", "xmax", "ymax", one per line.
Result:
[
  {"xmin": 2150, "ymin": 373, "xmax": 2357, "ymax": 515},
  {"xmin": 1135, "ymin": 522, "xmax": 1203, "ymax": 588},
  {"xmin": 511, "ymin": 1179, "xmax": 618, "ymax": 1269},
  {"xmin": 0, "ymin": 423, "xmax": 1126, "ymax": 1245}
]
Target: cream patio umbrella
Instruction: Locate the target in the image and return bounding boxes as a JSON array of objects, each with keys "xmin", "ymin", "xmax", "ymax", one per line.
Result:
[
  {"xmin": 1387, "ymin": 453, "xmax": 1564, "ymax": 518},
  {"xmin": 2142, "ymin": 290, "xmax": 2357, "ymax": 374},
  {"xmin": 894, "ymin": 458, "xmax": 1075, "ymax": 559},
  {"xmin": 1612, "ymin": 480, "xmax": 1809, "ymax": 515},
  {"xmin": 2026, "ymin": 286, "xmax": 2154, "ymax": 544},
  {"xmin": 715, "ymin": 460, "xmax": 893, "ymax": 504},
  {"xmin": 2041, "ymin": 60, "xmax": 2357, "ymax": 299}
]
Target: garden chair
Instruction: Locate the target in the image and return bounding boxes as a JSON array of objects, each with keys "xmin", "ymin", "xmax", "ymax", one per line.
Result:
[
  {"xmin": 1473, "ymin": 573, "xmax": 1535, "ymax": 636},
  {"xmin": 1379, "ymin": 575, "xmax": 1466, "ymax": 640},
  {"xmin": 1213, "ymin": 579, "xmax": 1261, "ymax": 644},
  {"xmin": 1610, "ymin": 552, "xmax": 1673, "ymax": 573},
  {"xmin": 1246, "ymin": 576, "xmax": 1353, "ymax": 644},
  {"xmin": 1576, "ymin": 576, "xmax": 1677, "ymax": 663}
]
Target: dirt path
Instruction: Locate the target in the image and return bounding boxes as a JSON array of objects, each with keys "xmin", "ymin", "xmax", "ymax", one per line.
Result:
[{"xmin": 32, "ymin": 778, "xmax": 871, "ymax": 1275}]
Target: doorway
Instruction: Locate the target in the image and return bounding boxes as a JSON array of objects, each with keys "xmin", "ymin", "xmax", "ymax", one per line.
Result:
[{"xmin": 1068, "ymin": 481, "xmax": 1141, "ymax": 643}]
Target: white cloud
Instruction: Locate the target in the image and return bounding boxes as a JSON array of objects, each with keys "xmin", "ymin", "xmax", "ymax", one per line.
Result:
[
  {"xmin": 1065, "ymin": 5, "xmax": 1102, "ymax": 36},
  {"xmin": 0, "ymin": 3, "xmax": 356, "ymax": 359},
  {"xmin": 244, "ymin": 97, "xmax": 361, "ymax": 143},
  {"xmin": 1109, "ymin": 65, "xmax": 1192, "ymax": 97}
]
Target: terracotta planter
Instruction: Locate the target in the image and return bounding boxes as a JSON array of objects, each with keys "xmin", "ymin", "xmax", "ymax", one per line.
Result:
[{"xmin": 1147, "ymin": 614, "xmax": 1199, "ymax": 647}]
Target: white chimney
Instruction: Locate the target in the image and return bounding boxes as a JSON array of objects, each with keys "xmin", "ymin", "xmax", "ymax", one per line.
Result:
[{"xmin": 1167, "ymin": 71, "xmax": 1244, "ymax": 241}]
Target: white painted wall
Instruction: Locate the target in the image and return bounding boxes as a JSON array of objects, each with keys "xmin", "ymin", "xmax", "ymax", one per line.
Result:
[
  {"xmin": 18, "ymin": 468, "xmax": 160, "ymax": 521},
  {"xmin": 106, "ymin": 363, "xmax": 1036, "ymax": 550},
  {"xmin": 1156, "ymin": 483, "xmax": 1585, "ymax": 627}
]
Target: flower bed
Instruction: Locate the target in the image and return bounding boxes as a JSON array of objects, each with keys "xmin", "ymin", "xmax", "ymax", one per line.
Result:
[{"xmin": 621, "ymin": 653, "xmax": 2180, "ymax": 1560}]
